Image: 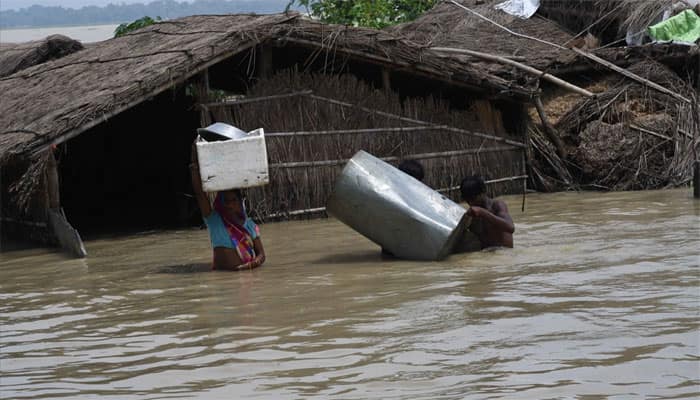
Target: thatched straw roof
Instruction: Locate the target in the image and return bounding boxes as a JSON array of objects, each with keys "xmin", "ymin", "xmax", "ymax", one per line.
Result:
[
  {"xmin": 0, "ymin": 34, "xmax": 84, "ymax": 78},
  {"xmin": 0, "ymin": 12, "xmax": 532, "ymax": 167},
  {"xmin": 540, "ymin": 0, "xmax": 685, "ymax": 43},
  {"xmin": 388, "ymin": 0, "xmax": 577, "ymax": 78}
]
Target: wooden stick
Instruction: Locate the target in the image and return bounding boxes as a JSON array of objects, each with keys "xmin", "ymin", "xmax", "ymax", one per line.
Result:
[
  {"xmin": 430, "ymin": 47, "xmax": 595, "ymax": 98},
  {"xmin": 202, "ymin": 90, "xmax": 312, "ymax": 107},
  {"xmin": 629, "ymin": 124, "xmax": 674, "ymax": 142},
  {"xmin": 269, "ymin": 146, "xmax": 516, "ymax": 169},
  {"xmin": 571, "ymin": 48, "xmax": 691, "ymax": 104},
  {"xmin": 533, "ymin": 96, "xmax": 567, "ymax": 158},
  {"xmin": 265, "ymin": 207, "xmax": 327, "ymax": 219}
]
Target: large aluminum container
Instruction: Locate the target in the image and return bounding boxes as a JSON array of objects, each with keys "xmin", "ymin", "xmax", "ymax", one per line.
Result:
[{"xmin": 326, "ymin": 150, "xmax": 469, "ymax": 261}]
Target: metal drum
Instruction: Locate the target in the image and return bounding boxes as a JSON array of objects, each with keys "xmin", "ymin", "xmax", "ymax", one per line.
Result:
[{"xmin": 326, "ymin": 150, "xmax": 469, "ymax": 261}]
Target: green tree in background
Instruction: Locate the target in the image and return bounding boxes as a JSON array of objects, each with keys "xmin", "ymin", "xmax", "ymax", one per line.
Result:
[
  {"xmin": 287, "ymin": 0, "xmax": 437, "ymax": 28},
  {"xmin": 114, "ymin": 16, "xmax": 162, "ymax": 37}
]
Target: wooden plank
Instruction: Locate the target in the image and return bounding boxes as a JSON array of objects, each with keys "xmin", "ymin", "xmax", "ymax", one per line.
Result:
[{"xmin": 48, "ymin": 208, "xmax": 87, "ymax": 258}]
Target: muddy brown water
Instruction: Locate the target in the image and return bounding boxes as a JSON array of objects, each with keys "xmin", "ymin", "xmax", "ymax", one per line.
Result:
[{"xmin": 2, "ymin": 189, "xmax": 699, "ymax": 399}]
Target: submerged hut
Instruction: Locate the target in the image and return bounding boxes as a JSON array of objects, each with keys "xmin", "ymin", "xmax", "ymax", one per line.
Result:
[{"xmin": 0, "ymin": 12, "xmax": 534, "ymax": 255}]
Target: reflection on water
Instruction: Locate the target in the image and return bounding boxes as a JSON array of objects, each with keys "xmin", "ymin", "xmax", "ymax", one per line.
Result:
[{"xmin": 1, "ymin": 189, "xmax": 699, "ymax": 399}]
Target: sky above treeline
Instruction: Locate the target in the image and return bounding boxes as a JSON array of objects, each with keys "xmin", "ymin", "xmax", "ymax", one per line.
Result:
[{"xmin": 2, "ymin": 0, "xmax": 290, "ymax": 11}]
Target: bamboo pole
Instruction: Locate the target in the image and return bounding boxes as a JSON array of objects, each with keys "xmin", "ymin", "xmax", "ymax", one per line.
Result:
[
  {"xmin": 533, "ymin": 96, "xmax": 567, "ymax": 158},
  {"xmin": 202, "ymin": 90, "xmax": 312, "ymax": 107},
  {"xmin": 278, "ymin": 37, "xmax": 529, "ymax": 98},
  {"xmin": 269, "ymin": 146, "xmax": 516, "ymax": 169},
  {"xmin": 305, "ymin": 93, "xmax": 526, "ymax": 148},
  {"xmin": 265, "ymin": 207, "xmax": 327, "ymax": 219},
  {"xmin": 694, "ymin": 160, "xmax": 699, "ymax": 198},
  {"xmin": 430, "ymin": 47, "xmax": 595, "ymax": 98},
  {"xmin": 266, "ymin": 175, "xmax": 530, "ymax": 219},
  {"xmin": 571, "ymin": 48, "xmax": 691, "ymax": 104},
  {"xmin": 436, "ymin": 175, "xmax": 529, "ymax": 193},
  {"xmin": 266, "ymin": 125, "xmax": 451, "ymax": 138},
  {"xmin": 447, "ymin": 0, "xmax": 691, "ymax": 105}
]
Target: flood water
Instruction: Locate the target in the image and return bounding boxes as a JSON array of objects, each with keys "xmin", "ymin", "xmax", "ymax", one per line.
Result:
[
  {"xmin": 2, "ymin": 189, "xmax": 699, "ymax": 399},
  {"xmin": 0, "ymin": 24, "xmax": 118, "ymax": 44}
]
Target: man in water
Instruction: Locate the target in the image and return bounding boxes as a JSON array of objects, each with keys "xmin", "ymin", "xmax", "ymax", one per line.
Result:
[{"xmin": 459, "ymin": 176, "xmax": 514, "ymax": 249}]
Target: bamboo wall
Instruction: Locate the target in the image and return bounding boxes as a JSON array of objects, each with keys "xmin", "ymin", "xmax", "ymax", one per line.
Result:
[{"xmin": 204, "ymin": 70, "xmax": 526, "ymax": 221}]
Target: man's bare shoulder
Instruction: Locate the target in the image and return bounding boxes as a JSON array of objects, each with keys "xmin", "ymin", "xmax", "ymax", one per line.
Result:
[{"xmin": 492, "ymin": 199, "xmax": 512, "ymax": 217}]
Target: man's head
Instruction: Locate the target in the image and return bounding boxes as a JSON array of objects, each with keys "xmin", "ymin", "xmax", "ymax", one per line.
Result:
[
  {"xmin": 398, "ymin": 160, "xmax": 425, "ymax": 182},
  {"xmin": 460, "ymin": 176, "xmax": 487, "ymax": 206}
]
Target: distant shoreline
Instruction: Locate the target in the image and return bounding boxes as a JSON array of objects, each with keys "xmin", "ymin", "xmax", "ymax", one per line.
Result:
[
  {"xmin": 0, "ymin": 24, "xmax": 119, "ymax": 43},
  {"xmin": 2, "ymin": 22, "xmax": 119, "ymax": 31},
  {"xmin": 0, "ymin": 0, "xmax": 294, "ymax": 30}
]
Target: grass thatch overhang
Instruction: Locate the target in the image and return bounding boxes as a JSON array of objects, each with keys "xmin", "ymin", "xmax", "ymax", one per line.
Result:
[
  {"xmin": 0, "ymin": 34, "xmax": 84, "ymax": 78},
  {"xmin": 0, "ymin": 12, "xmax": 533, "ymax": 172},
  {"xmin": 387, "ymin": 0, "xmax": 578, "ymax": 80},
  {"xmin": 539, "ymin": 0, "xmax": 679, "ymax": 43}
]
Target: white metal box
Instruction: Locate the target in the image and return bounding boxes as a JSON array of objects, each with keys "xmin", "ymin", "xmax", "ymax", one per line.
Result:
[{"xmin": 195, "ymin": 128, "xmax": 269, "ymax": 192}]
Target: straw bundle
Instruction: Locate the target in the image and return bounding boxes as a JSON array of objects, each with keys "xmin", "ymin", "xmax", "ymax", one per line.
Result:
[
  {"xmin": 0, "ymin": 35, "xmax": 84, "ymax": 78},
  {"xmin": 553, "ymin": 61, "xmax": 698, "ymax": 190}
]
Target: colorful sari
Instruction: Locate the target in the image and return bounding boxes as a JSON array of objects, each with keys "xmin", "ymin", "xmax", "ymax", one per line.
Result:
[{"xmin": 213, "ymin": 192, "xmax": 256, "ymax": 264}]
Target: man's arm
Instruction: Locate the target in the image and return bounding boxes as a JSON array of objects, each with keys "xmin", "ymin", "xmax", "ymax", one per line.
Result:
[{"xmin": 468, "ymin": 200, "xmax": 514, "ymax": 234}]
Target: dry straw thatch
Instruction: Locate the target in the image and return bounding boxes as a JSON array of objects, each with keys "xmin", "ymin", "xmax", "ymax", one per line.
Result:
[
  {"xmin": 549, "ymin": 61, "xmax": 699, "ymax": 191},
  {"xmin": 540, "ymin": 0, "xmax": 691, "ymax": 44},
  {"xmin": 0, "ymin": 12, "xmax": 529, "ymax": 166},
  {"xmin": 388, "ymin": 0, "xmax": 577, "ymax": 78}
]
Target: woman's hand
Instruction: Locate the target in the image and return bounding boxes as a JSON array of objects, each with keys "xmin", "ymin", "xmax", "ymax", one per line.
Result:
[{"xmin": 237, "ymin": 256, "xmax": 264, "ymax": 271}]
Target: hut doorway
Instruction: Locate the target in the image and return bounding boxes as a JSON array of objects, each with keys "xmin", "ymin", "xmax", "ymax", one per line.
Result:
[{"xmin": 57, "ymin": 88, "xmax": 200, "ymax": 236}]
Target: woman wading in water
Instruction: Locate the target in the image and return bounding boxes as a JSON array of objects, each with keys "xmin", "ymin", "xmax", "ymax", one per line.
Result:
[{"xmin": 189, "ymin": 144, "xmax": 266, "ymax": 271}]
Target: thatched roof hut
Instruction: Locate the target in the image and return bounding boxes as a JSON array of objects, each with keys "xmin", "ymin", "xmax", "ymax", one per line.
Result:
[
  {"xmin": 1, "ymin": 12, "xmax": 533, "ymax": 253},
  {"xmin": 388, "ymin": 0, "xmax": 577, "ymax": 79},
  {"xmin": 0, "ymin": 34, "xmax": 84, "ymax": 78},
  {"xmin": 0, "ymin": 12, "xmax": 531, "ymax": 167}
]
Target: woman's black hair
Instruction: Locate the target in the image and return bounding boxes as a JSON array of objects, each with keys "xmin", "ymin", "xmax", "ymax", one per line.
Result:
[{"xmin": 460, "ymin": 175, "xmax": 486, "ymax": 200}]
